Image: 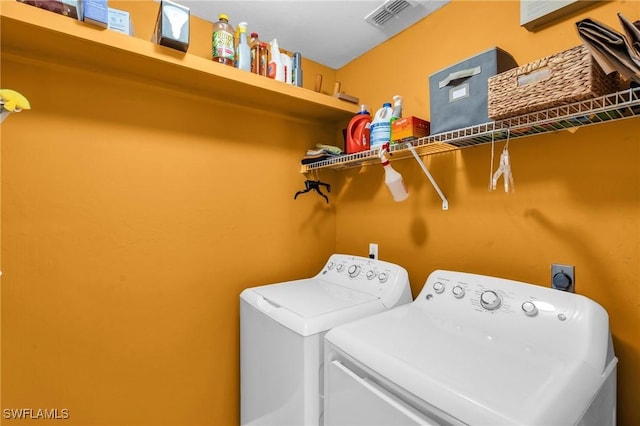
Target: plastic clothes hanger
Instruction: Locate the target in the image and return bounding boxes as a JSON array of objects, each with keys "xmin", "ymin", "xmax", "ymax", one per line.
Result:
[
  {"xmin": 490, "ymin": 128, "xmax": 515, "ymax": 193},
  {"xmin": 294, "ymin": 179, "xmax": 331, "ymax": 203}
]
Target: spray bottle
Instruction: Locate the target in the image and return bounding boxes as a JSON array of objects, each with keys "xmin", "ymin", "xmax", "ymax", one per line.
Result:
[
  {"xmin": 236, "ymin": 22, "xmax": 251, "ymax": 71},
  {"xmin": 379, "ymin": 142, "xmax": 409, "ymax": 202}
]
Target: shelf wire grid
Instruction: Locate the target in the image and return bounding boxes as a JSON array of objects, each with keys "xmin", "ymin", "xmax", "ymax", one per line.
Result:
[{"xmin": 301, "ymin": 87, "xmax": 640, "ymax": 172}]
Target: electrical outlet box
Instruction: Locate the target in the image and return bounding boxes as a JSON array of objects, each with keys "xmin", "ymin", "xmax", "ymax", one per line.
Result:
[
  {"xmin": 551, "ymin": 264, "xmax": 575, "ymax": 292},
  {"xmin": 369, "ymin": 243, "xmax": 378, "ymax": 260}
]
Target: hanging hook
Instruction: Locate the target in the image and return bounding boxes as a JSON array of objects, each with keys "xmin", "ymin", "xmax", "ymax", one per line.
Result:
[
  {"xmin": 491, "ymin": 128, "xmax": 515, "ymax": 193},
  {"xmin": 294, "ymin": 179, "xmax": 331, "ymax": 203}
]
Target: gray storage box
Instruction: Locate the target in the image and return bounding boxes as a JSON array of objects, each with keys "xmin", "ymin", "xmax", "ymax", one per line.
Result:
[{"xmin": 429, "ymin": 47, "xmax": 517, "ymax": 135}]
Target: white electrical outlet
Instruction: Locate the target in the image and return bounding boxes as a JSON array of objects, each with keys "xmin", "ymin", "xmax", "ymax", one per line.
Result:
[{"xmin": 369, "ymin": 243, "xmax": 379, "ymax": 259}]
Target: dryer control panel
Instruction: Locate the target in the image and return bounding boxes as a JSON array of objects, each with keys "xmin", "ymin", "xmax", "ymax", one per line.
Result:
[
  {"xmin": 416, "ymin": 269, "xmax": 612, "ymax": 366},
  {"xmin": 317, "ymin": 254, "xmax": 412, "ymax": 309}
]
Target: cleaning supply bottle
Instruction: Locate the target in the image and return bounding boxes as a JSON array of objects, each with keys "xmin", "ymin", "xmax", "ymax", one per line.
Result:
[
  {"xmin": 268, "ymin": 39, "xmax": 285, "ymax": 82},
  {"xmin": 292, "ymin": 52, "xmax": 303, "ymax": 87},
  {"xmin": 346, "ymin": 104, "xmax": 372, "ymax": 154},
  {"xmin": 370, "ymin": 102, "xmax": 393, "ymax": 148},
  {"xmin": 391, "ymin": 95, "xmax": 403, "ymax": 122},
  {"xmin": 390, "ymin": 95, "xmax": 403, "ymax": 143},
  {"xmin": 259, "ymin": 42, "xmax": 269, "ymax": 76},
  {"xmin": 249, "ymin": 32, "xmax": 262, "ymax": 74},
  {"xmin": 212, "ymin": 14, "xmax": 235, "ymax": 66},
  {"xmin": 281, "ymin": 52, "xmax": 293, "ymax": 84},
  {"xmin": 379, "ymin": 145, "xmax": 409, "ymax": 202},
  {"xmin": 236, "ymin": 22, "xmax": 251, "ymax": 71}
]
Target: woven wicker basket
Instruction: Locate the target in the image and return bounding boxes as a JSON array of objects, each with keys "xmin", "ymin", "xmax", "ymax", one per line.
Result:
[{"xmin": 488, "ymin": 45, "xmax": 618, "ymax": 120}]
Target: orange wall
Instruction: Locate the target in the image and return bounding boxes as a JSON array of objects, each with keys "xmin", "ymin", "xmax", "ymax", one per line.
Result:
[
  {"xmin": 0, "ymin": 4, "xmax": 340, "ymax": 425},
  {"xmin": 335, "ymin": 0, "xmax": 640, "ymax": 424},
  {"xmin": 2, "ymin": 1, "xmax": 639, "ymax": 425}
]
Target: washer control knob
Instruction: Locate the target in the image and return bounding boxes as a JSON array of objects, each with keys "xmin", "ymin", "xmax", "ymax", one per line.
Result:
[
  {"xmin": 366, "ymin": 270, "xmax": 376, "ymax": 280},
  {"xmin": 327, "ymin": 262, "xmax": 335, "ymax": 270},
  {"xmin": 522, "ymin": 301, "xmax": 538, "ymax": 317},
  {"xmin": 336, "ymin": 264, "xmax": 345, "ymax": 272},
  {"xmin": 452, "ymin": 285, "xmax": 465, "ymax": 299},
  {"xmin": 348, "ymin": 265, "xmax": 361, "ymax": 278},
  {"xmin": 480, "ymin": 290, "xmax": 502, "ymax": 310},
  {"xmin": 378, "ymin": 272, "xmax": 389, "ymax": 283},
  {"xmin": 433, "ymin": 282, "xmax": 445, "ymax": 294}
]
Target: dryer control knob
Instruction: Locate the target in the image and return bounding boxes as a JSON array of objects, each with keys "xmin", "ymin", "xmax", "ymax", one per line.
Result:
[
  {"xmin": 480, "ymin": 290, "xmax": 502, "ymax": 310},
  {"xmin": 522, "ymin": 301, "xmax": 538, "ymax": 317},
  {"xmin": 433, "ymin": 282, "xmax": 445, "ymax": 294},
  {"xmin": 327, "ymin": 261, "xmax": 335, "ymax": 270},
  {"xmin": 378, "ymin": 272, "xmax": 389, "ymax": 283},
  {"xmin": 336, "ymin": 264, "xmax": 345, "ymax": 272},
  {"xmin": 366, "ymin": 270, "xmax": 376, "ymax": 280},
  {"xmin": 452, "ymin": 285, "xmax": 465, "ymax": 298},
  {"xmin": 348, "ymin": 265, "xmax": 361, "ymax": 278}
]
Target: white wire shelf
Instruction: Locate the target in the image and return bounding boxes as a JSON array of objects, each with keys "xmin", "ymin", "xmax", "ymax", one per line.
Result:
[{"xmin": 301, "ymin": 87, "xmax": 640, "ymax": 172}]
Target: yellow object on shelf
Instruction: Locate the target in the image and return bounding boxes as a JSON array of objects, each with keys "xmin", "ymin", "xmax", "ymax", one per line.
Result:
[
  {"xmin": 0, "ymin": 88, "xmax": 31, "ymax": 123},
  {"xmin": 0, "ymin": 88, "xmax": 31, "ymax": 112}
]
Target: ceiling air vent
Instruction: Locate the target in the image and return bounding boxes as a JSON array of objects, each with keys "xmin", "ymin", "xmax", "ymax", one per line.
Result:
[{"xmin": 365, "ymin": 0, "xmax": 419, "ymax": 28}]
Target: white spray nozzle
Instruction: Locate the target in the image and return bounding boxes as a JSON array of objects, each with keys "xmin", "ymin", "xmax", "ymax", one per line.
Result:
[{"xmin": 392, "ymin": 95, "xmax": 403, "ymax": 106}]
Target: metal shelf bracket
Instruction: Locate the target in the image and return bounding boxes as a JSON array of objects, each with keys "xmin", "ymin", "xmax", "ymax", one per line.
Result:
[{"xmin": 405, "ymin": 142, "xmax": 449, "ymax": 210}]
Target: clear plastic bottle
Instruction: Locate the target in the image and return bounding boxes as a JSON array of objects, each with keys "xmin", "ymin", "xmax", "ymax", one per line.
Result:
[
  {"xmin": 212, "ymin": 14, "xmax": 235, "ymax": 66},
  {"xmin": 259, "ymin": 42, "xmax": 269, "ymax": 77},
  {"xmin": 236, "ymin": 22, "xmax": 251, "ymax": 71},
  {"xmin": 249, "ymin": 32, "xmax": 261, "ymax": 74},
  {"xmin": 281, "ymin": 52, "xmax": 293, "ymax": 84}
]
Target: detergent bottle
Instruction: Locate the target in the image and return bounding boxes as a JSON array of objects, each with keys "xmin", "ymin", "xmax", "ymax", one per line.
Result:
[
  {"xmin": 346, "ymin": 104, "xmax": 372, "ymax": 154},
  {"xmin": 268, "ymin": 39, "xmax": 285, "ymax": 82},
  {"xmin": 379, "ymin": 144, "xmax": 409, "ymax": 202},
  {"xmin": 370, "ymin": 102, "xmax": 393, "ymax": 148}
]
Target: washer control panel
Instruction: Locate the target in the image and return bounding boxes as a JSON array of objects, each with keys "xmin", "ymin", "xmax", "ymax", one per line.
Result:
[{"xmin": 319, "ymin": 254, "xmax": 412, "ymax": 308}]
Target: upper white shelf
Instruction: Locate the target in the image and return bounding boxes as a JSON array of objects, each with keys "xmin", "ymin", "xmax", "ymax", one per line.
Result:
[
  {"xmin": 0, "ymin": 1, "xmax": 357, "ymax": 123},
  {"xmin": 301, "ymin": 87, "xmax": 640, "ymax": 172}
]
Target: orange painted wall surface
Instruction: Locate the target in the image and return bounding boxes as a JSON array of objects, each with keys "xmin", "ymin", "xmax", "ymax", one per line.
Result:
[
  {"xmin": 2, "ymin": 0, "xmax": 639, "ymax": 425},
  {"xmin": 335, "ymin": 0, "xmax": 639, "ymax": 424},
  {"xmin": 0, "ymin": 3, "xmax": 340, "ymax": 425}
]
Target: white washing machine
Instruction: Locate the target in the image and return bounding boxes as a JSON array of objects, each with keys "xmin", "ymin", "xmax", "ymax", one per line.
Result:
[
  {"xmin": 324, "ymin": 270, "xmax": 617, "ymax": 426},
  {"xmin": 240, "ymin": 254, "xmax": 412, "ymax": 426}
]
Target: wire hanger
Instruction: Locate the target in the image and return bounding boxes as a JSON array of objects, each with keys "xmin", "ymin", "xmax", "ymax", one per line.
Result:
[{"xmin": 490, "ymin": 127, "xmax": 515, "ymax": 193}]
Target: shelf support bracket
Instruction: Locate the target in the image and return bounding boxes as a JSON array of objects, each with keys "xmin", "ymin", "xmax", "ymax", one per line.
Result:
[{"xmin": 405, "ymin": 142, "xmax": 448, "ymax": 210}]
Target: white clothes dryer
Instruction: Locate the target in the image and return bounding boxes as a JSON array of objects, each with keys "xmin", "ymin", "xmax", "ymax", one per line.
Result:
[
  {"xmin": 324, "ymin": 270, "xmax": 617, "ymax": 426},
  {"xmin": 240, "ymin": 254, "xmax": 412, "ymax": 426}
]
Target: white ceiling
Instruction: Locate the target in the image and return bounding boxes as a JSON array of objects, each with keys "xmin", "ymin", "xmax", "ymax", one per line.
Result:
[{"xmin": 170, "ymin": 0, "xmax": 450, "ymax": 69}]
